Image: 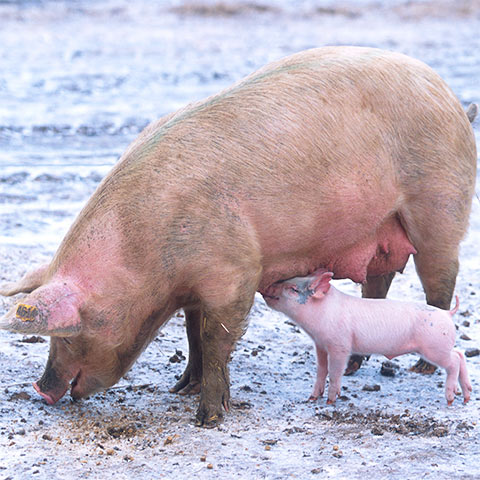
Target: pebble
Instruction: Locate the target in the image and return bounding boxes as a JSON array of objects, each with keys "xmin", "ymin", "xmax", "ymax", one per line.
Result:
[
  {"xmin": 465, "ymin": 348, "xmax": 480, "ymax": 358},
  {"xmin": 362, "ymin": 384, "xmax": 381, "ymax": 392},
  {"xmin": 380, "ymin": 361, "xmax": 399, "ymax": 377}
]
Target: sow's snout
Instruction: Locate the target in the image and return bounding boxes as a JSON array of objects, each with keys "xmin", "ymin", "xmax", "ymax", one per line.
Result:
[
  {"xmin": 32, "ymin": 336, "xmax": 112, "ymax": 405},
  {"xmin": 32, "ymin": 337, "xmax": 82, "ymax": 405}
]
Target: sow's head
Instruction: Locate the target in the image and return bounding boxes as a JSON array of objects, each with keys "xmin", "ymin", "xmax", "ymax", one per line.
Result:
[{"xmin": 0, "ymin": 280, "xmax": 124, "ymax": 405}]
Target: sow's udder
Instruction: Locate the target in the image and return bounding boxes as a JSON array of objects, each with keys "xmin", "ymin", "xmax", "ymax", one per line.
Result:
[{"xmin": 327, "ymin": 215, "xmax": 416, "ymax": 283}]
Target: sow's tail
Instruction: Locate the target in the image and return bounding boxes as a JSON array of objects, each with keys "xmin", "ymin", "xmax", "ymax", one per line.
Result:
[
  {"xmin": 0, "ymin": 264, "xmax": 49, "ymax": 297},
  {"xmin": 466, "ymin": 103, "xmax": 478, "ymax": 123}
]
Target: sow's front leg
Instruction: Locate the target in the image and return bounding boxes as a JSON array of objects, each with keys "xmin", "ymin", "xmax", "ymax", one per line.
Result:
[
  {"xmin": 170, "ymin": 308, "xmax": 203, "ymax": 395},
  {"xmin": 195, "ymin": 269, "xmax": 259, "ymax": 428}
]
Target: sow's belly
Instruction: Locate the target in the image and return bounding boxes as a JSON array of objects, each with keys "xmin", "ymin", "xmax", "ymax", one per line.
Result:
[{"xmin": 258, "ymin": 215, "xmax": 416, "ymax": 290}]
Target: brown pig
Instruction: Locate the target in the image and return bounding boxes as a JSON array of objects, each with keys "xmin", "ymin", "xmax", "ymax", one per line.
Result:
[{"xmin": 0, "ymin": 47, "xmax": 477, "ymax": 427}]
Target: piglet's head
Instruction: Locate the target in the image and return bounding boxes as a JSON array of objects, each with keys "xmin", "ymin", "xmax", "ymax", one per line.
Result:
[{"xmin": 262, "ymin": 269, "xmax": 334, "ymax": 316}]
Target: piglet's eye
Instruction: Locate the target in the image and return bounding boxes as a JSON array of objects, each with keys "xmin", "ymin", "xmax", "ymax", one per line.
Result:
[{"xmin": 289, "ymin": 287, "xmax": 299, "ymax": 293}]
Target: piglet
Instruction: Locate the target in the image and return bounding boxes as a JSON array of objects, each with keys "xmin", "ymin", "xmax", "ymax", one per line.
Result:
[{"xmin": 262, "ymin": 269, "xmax": 472, "ymax": 405}]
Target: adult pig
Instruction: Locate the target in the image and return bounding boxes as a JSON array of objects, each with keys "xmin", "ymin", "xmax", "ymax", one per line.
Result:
[
  {"xmin": 0, "ymin": 47, "xmax": 477, "ymax": 427},
  {"xmin": 262, "ymin": 269, "xmax": 472, "ymax": 405}
]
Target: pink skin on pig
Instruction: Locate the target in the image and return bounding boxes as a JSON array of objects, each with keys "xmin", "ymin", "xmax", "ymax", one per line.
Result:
[{"xmin": 263, "ymin": 269, "xmax": 472, "ymax": 406}]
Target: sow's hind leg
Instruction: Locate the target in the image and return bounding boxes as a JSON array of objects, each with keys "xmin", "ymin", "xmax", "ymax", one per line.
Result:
[{"xmin": 401, "ymin": 161, "xmax": 475, "ymax": 373}]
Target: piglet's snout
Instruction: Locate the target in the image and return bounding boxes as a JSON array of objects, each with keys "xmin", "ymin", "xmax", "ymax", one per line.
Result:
[{"xmin": 261, "ymin": 284, "xmax": 281, "ymax": 300}]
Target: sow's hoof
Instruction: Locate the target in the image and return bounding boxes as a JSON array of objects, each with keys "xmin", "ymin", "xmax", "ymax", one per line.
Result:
[
  {"xmin": 169, "ymin": 376, "xmax": 201, "ymax": 396},
  {"xmin": 409, "ymin": 358, "xmax": 437, "ymax": 374},
  {"xmin": 169, "ymin": 363, "xmax": 202, "ymax": 395},
  {"xmin": 195, "ymin": 405, "xmax": 224, "ymax": 428},
  {"xmin": 344, "ymin": 354, "xmax": 365, "ymax": 376},
  {"xmin": 195, "ymin": 394, "xmax": 230, "ymax": 428}
]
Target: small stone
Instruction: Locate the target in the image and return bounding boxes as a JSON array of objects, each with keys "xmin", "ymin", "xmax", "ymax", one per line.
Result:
[
  {"xmin": 200, "ymin": 455, "xmax": 207, "ymax": 462},
  {"xmin": 362, "ymin": 384, "xmax": 381, "ymax": 392},
  {"xmin": 432, "ymin": 427, "xmax": 449, "ymax": 437},
  {"xmin": 262, "ymin": 439, "xmax": 278, "ymax": 446},
  {"xmin": 460, "ymin": 334, "xmax": 471, "ymax": 341},
  {"xmin": 371, "ymin": 426, "xmax": 384, "ymax": 436},
  {"xmin": 381, "ymin": 361, "xmax": 399, "ymax": 377},
  {"xmin": 9, "ymin": 392, "xmax": 31, "ymax": 401},
  {"xmin": 465, "ymin": 348, "xmax": 480, "ymax": 358},
  {"xmin": 19, "ymin": 335, "xmax": 46, "ymax": 343},
  {"xmin": 207, "ymin": 463, "xmax": 214, "ymax": 469},
  {"xmin": 42, "ymin": 434, "xmax": 52, "ymax": 441},
  {"xmin": 169, "ymin": 353, "xmax": 182, "ymax": 363}
]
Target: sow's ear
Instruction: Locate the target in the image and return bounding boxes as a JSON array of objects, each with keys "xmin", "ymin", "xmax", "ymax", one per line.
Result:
[
  {"xmin": 0, "ymin": 280, "xmax": 82, "ymax": 336},
  {"xmin": 310, "ymin": 271, "xmax": 334, "ymax": 298},
  {"xmin": 0, "ymin": 263, "xmax": 50, "ymax": 297}
]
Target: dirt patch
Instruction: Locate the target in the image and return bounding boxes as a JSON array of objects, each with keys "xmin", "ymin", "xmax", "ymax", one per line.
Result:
[
  {"xmin": 317, "ymin": 409, "xmax": 474, "ymax": 437},
  {"xmin": 392, "ymin": 0, "xmax": 480, "ymax": 20},
  {"xmin": 169, "ymin": 1, "xmax": 480, "ymax": 20},
  {"xmin": 170, "ymin": 2, "xmax": 279, "ymax": 17}
]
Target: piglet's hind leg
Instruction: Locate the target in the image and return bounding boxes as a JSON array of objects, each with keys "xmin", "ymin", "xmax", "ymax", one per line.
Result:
[
  {"xmin": 456, "ymin": 350, "xmax": 472, "ymax": 403},
  {"xmin": 423, "ymin": 350, "xmax": 460, "ymax": 405}
]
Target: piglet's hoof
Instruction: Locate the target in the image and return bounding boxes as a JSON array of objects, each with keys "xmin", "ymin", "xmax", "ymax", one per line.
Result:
[
  {"xmin": 409, "ymin": 358, "xmax": 437, "ymax": 374},
  {"xmin": 344, "ymin": 354, "xmax": 365, "ymax": 376}
]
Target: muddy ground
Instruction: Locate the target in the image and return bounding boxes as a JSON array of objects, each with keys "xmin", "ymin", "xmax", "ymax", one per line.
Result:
[{"xmin": 0, "ymin": 1, "xmax": 479, "ymax": 479}]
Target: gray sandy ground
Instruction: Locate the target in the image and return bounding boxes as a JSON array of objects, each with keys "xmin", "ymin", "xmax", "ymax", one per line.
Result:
[{"xmin": 0, "ymin": 1, "xmax": 479, "ymax": 478}]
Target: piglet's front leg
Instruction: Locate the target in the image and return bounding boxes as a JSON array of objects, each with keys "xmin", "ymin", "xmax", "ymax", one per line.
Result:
[
  {"xmin": 309, "ymin": 347, "xmax": 328, "ymax": 401},
  {"xmin": 326, "ymin": 351, "xmax": 350, "ymax": 404}
]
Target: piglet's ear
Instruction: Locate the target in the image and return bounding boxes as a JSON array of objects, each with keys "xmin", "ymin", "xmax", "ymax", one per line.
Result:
[
  {"xmin": 310, "ymin": 271, "xmax": 334, "ymax": 298},
  {"xmin": 0, "ymin": 280, "xmax": 83, "ymax": 337}
]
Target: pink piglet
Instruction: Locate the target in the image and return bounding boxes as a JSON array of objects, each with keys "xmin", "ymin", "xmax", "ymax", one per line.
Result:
[{"xmin": 262, "ymin": 269, "xmax": 472, "ymax": 406}]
